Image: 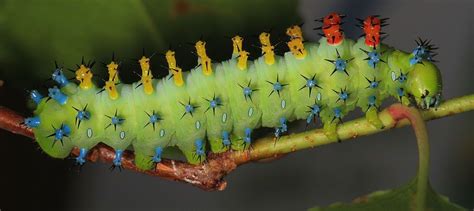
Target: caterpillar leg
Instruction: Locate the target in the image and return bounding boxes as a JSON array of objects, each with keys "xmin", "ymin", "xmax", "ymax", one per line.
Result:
[
  {"xmin": 134, "ymin": 153, "xmax": 155, "ymax": 170},
  {"xmin": 366, "ymin": 107, "xmax": 384, "ymax": 129},
  {"xmin": 181, "ymin": 139, "xmax": 207, "ymax": 164},
  {"xmin": 231, "ymin": 127, "xmax": 252, "ymax": 151},
  {"xmin": 208, "ymin": 131, "xmax": 231, "ymax": 153},
  {"xmin": 323, "ymin": 122, "xmax": 339, "ymax": 141}
]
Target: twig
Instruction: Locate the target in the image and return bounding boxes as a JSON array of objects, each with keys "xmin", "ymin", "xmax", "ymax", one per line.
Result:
[{"xmin": 0, "ymin": 94, "xmax": 473, "ymax": 191}]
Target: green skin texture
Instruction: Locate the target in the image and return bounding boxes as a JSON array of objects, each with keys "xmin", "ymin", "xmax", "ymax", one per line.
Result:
[{"xmin": 31, "ymin": 37, "xmax": 442, "ymax": 169}]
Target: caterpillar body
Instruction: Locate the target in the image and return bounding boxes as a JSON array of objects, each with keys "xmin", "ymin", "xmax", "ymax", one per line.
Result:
[{"xmin": 24, "ymin": 13, "xmax": 442, "ymax": 170}]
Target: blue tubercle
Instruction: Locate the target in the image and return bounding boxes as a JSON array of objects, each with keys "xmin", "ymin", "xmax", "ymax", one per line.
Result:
[
  {"xmin": 51, "ymin": 124, "xmax": 71, "ymax": 145},
  {"xmin": 24, "ymin": 116, "xmax": 41, "ymax": 128},
  {"xmin": 306, "ymin": 104, "xmax": 321, "ymax": 124},
  {"xmin": 152, "ymin": 147, "xmax": 163, "ymax": 163},
  {"xmin": 243, "ymin": 87, "xmax": 253, "ymax": 98},
  {"xmin": 30, "ymin": 90, "xmax": 44, "ymax": 105},
  {"xmin": 48, "ymin": 86, "xmax": 68, "ymax": 105},
  {"xmin": 222, "ymin": 131, "xmax": 231, "ymax": 147},
  {"xmin": 397, "ymin": 87, "xmax": 405, "ymax": 98},
  {"xmin": 113, "ymin": 149, "xmax": 123, "ymax": 166},
  {"xmin": 367, "ymin": 51, "xmax": 380, "ymax": 68},
  {"xmin": 280, "ymin": 117, "xmax": 288, "ymax": 133},
  {"xmin": 397, "ymin": 73, "xmax": 407, "ymax": 83},
  {"xmin": 369, "ymin": 81, "xmax": 379, "ymax": 88},
  {"xmin": 209, "ymin": 98, "xmax": 220, "ymax": 108},
  {"xmin": 149, "ymin": 114, "xmax": 160, "ymax": 123},
  {"xmin": 244, "ymin": 127, "xmax": 252, "ymax": 144},
  {"xmin": 76, "ymin": 148, "xmax": 88, "ymax": 165},
  {"xmin": 306, "ymin": 114, "xmax": 314, "ymax": 125},
  {"xmin": 368, "ymin": 95, "xmax": 377, "ymax": 107},
  {"xmin": 273, "ymin": 82, "xmax": 283, "ymax": 91},
  {"xmin": 334, "ymin": 107, "xmax": 342, "ymax": 119},
  {"xmin": 274, "ymin": 117, "xmax": 288, "ymax": 138},
  {"xmin": 185, "ymin": 104, "xmax": 194, "ymax": 113},
  {"xmin": 339, "ymin": 92, "xmax": 348, "ymax": 100},
  {"xmin": 51, "ymin": 68, "xmax": 69, "ymax": 87},
  {"xmin": 306, "ymin": 79, "xmax": 316, "ymax": 88},
  {"xmin": 111, "ymin": 116, "xmax": 123, "ymax": 125},
  {"xmin": 76, "ymin": 110, "xmax": 91, "ymax": 121},
  {"xmin": 335, "ymin": 59, "xmax": 347, "ymax": 71},
  {"xmin": 409, "ymin": 56, "xmax": 422, "ymax": 66},
  {"xmin": 194, "ymin": 139, "xmax": 205, "ymax": 156}
]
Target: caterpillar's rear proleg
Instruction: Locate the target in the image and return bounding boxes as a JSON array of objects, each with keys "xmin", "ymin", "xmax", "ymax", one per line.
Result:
[
  {"xmin": 323, "ymin": 122, "xmax": 339, "ymax": 141},
  {"xmin": 366, "ymin": 107, "xmax": 384, "ymax": 129}
]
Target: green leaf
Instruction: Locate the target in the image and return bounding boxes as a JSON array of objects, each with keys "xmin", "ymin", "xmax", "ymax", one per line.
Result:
[{"xmin": 308, "ymin": 177, "xmax": 466, "ymax": 211}]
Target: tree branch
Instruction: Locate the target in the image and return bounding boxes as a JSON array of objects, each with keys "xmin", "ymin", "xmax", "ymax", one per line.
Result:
[{"xmin": 1, "ymin": 94, "xmax": 473, "ymax": 191}]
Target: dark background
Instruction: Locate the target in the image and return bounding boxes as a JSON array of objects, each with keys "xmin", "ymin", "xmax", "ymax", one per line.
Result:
[{"xmin": 0, "ymin": 0, "xmax": 473, "ymax": 210}]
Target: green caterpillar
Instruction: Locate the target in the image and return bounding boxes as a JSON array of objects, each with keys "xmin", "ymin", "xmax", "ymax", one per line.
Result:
[{"xmin": 23, "ymin": 13, "xmax": 442, "ymax": 170}]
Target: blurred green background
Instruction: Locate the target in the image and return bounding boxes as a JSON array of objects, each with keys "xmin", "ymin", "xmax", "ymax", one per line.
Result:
[{"xmin": 0, "ymin": 0, "xmax": 473, "ymax": 210}]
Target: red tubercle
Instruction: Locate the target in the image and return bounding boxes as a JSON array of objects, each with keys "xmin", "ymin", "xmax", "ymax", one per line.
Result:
[
  {"xmin": 326, "ymin": 31, "xmax": 344, "ymax": 45},
  {"xmin": 319, "ymin": 12, "xmax": 345, "ymax": 45},
  {"xmin": 322, "ymin": 12, "xmax": 344, "ymax": 25},
  {"xmin": 362, "ymin": 16, "xmax": 384, "ymax": 47}
]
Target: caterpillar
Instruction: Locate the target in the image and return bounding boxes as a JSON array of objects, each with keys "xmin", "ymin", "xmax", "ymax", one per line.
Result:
[{"xmin": 23, "ymin": 13, "xmax": 441, "ymax": 170}]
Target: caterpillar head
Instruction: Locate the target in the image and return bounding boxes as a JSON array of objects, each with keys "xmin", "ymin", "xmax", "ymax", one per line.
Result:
[{"xmin": 407, "ymin": 61, "xmax": 442, "ymax": 109}]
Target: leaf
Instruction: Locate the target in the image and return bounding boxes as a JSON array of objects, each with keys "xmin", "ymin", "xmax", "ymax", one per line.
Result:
[{"xmin": 308, "ymin": 177, "xmax": 466, "ymax": 211}]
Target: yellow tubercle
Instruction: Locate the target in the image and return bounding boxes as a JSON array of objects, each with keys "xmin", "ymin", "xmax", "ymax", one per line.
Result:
[
  {"xmin": 286, "ymin": 25, "xmax": 304, "ymax": 41},
  {"xmin": 261, "ymin": 45, "xmax": 275, "ymax": 65},
  {"xmin": 165, "ymin": 50, "xmax": 177, "ymax": 69},
  {"xmin": 104, "ymin": 80, "xmax": 119, "ymax": 100},
  {"xmin": 75, "ymin": 64, "xmax": 93, "ymax": 90},
  {"xmin": 172, "ymin": 67, "xmax": 184, "ymax": 87},
  {"xmin": 195, "ymin": 40, "xmax": 208, "ymax": 59},
  {"xmin": 106, "ymin": 61, "xmax": 120, "ymax": 83},
  {"xmin": 141, "ymin": 73, "xmax": 154, "ymax": 95},
  {"xmin": 165, "ymin": 50, "xmax": 185, "ymax": 86},
  {"xmin": 237, "ymin": 50, "xmax": 249, "ymax": 70},
  {"xmin": 259, "ymin": 32, "xmax": 275, "ymax": 65},
  {"xmin": 138, "ymin": 56, "xmax": 151, "ymax": 77},
  {"xmin": 259, "ymin": 32, "xmax": 272, "ymax": 46},
  {"xmin": 287, "ymin": 38, "xmax": 307, "ymax": 59},
  {"xmin": 232, "ymin": 35, "xmax": 243, "ymax": 56},
  {"xmin": 195, "ymin": 40, "xmax": 212, "ymax": 75},
  {"xmin": 201, "ymin": 57, "xmax": 213, "ymax": 75}
]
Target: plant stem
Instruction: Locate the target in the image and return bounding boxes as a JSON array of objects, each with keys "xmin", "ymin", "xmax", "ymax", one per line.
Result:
[
  {"xmin": 387, "ymin": 105, "xmax": 429, "ymax": 211},
  {"xmin": 1, "ymin": 94, "xmax": 473, "ymax": 191}
]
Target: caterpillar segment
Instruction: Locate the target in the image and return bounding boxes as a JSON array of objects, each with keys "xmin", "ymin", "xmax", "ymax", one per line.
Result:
[{"xmin": 27, "ymin": 13, "xmax": 442, "ymax": 170}]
